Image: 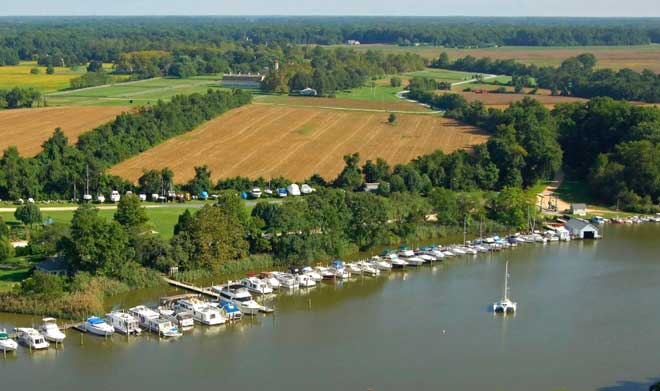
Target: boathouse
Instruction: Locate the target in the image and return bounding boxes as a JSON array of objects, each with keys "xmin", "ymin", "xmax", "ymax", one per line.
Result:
[{"xmin": 564, "ymin": 218, "xmax": 599, "ymax": 239}]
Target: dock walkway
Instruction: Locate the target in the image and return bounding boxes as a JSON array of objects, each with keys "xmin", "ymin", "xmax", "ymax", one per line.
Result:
[{"xmin": 162, "ymin": 277, "xmax": 220, "ymax": 299}]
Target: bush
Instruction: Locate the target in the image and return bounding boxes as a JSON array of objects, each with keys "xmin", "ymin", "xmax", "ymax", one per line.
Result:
[
  {"xmin": 30, "ymin": 68, "xmax": 41, "ymax": 75},
  {"xmin": 0, "ymin": 236, "xmax": 14, "ymax": 260},
  {"xmin": 390, "ymin": 76, "xmax": 402, "ymax": 87}
]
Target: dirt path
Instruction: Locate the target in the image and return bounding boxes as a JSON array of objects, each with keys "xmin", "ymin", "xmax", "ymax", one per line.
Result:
[{"xmin": 538, "ymin": 170, "xmax": 571, "ymax": 214}]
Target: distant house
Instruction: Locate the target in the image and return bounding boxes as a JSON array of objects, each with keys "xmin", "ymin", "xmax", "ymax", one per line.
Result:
[
  {"xmin": 364, "ymin": 183, "xmax": 380, "ymax": 193},
  {"xmin": 300, "ymin": 87, "xmax": 318, "ymax": 96},
  {"xmin": 34, "ymin": 256, "xmax": 68, "ymax": 276},
  {"xmin": 570, "ymin": 203, "xmax": 588, "ymax": 216},
  {"xmin": 565, "ymin": 218, "xmax": 599, "ymax": 239},
  {"xmin": 222, "ymin": 73, "xmax": 265, "ymax": 89},
  {"xmin": 346, "ymin": 40, "xmax": 361, "ymax": 45}
]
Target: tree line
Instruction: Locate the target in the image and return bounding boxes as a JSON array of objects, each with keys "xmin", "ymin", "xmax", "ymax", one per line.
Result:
[
  {"xmin": 0, "ymin": 89, "xmax": 252, "ymax": 200},
  {"xmin": 0, "ymin": 87, "xmax": 42, "ymax": 109},
  {"xmin": 431, "ymin": 52, "xmax": 660, "ymax": 103},
  {"xmin": 0, "ymin": 17, "xmax": 658, "ymax": 67}
]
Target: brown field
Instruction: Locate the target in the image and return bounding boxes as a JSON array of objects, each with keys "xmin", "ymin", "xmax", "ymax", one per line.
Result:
[
  {"xmin": 332, "ymin": 44, "xmax": 660, "ymax": 72},
  {"xmin": 110, "ymin": 104, "xmax": 487, "ymax": 183},
  {"xmin": 439, "ymin": 90, "xmax": 587, "ymax": 109},
  {"xmin": 256, "ymin": 95, "xmax": 431, "ymax": 112},
  {"xmin": 0, "ymin": 106, "xmax": 130, "ymax": 156}
]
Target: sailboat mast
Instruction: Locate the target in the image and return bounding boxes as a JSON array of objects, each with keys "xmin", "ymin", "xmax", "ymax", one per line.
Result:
[
  {"xmin": 503, "ymin": 261, "xmax": 510, "ymax": 301},
  {"xmin": 463, "ymin": 215, "xmax": 467, "ymax": 245}
]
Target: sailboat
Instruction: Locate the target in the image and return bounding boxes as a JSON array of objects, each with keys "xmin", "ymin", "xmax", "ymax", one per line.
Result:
[
  {"xmin": 83, "ymin": 165, "xmax": 92, "ymax": 202},
  {"xmin": 492, "ymin": 261, "xmax": 517, "ymax": 314}
]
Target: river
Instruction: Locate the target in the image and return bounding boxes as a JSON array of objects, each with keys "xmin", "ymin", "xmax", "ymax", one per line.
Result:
[{"xmin": 1, "ymin": 224, "xmax": 659, "ymax": 391}]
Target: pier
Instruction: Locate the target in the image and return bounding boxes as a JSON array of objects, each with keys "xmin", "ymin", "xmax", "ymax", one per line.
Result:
[{"xmin": 162, "ymin": 277, "xmax": 220, "ymax": 299}]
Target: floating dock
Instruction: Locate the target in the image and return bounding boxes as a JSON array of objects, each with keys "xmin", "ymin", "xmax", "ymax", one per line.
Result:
[{"xmin": 162, "ymin": 277, "xmax": 220, "ymax": 299}]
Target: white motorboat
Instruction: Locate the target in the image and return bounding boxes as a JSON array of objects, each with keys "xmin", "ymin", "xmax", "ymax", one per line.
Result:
[
  {"xmin": 384, "ymin": 254, "xmax": 408, "ymax": 269},
  {"xmin": 258, "ymin": 272, "xmax": 281, "ymax": 289},
  {"xmin": 301, "ymin": 266, "xmax": 323, "ymax": 281},
  {"xmin": 329, "ymin": 260, "xmax": 351, "ymax": 279},
  {"xmin": 129, "ymin": 305, "xmax": 161, "ymax": 329},
  {"xmin": 218, "ymin": 299, "xmax": 243, "ymax": 320},
  {"xmin": 416, "ymin": 252, "xmax": 437, "ymax": 263},
  {"xmin": 249, "ymin": 188, "xmax": 262, "ymax": 199},
  {"xmin": 398, "ymin": 250, "xmax": 425, "ymax": 266},
  {"xmin": 0, "ymin": 329, "xmax": 18, "ymax": 352},
  {"xmin": 459, "ymin": 246, "xmax": 478, "ymax": 255},
  {"xmin": 370, "ymin": 257, "xmax": 392, "ymax": 271},
  {"xmin": 296, "ymin": 273, "xmax": 317, "ymax": 287},
  {"xmin": 346, "ymin": 262, "xmax": 363, "ymax": 275},
  {"xmin": 272, "ymin": 272, "xmax": 299, "ymax": 289},
  {"xmin": 356, "ymin": 261, "xmax": 380, "ymax": 276},
  {"xmin": 241, "ymin": 276, "xmax": 273, "ymax": 295},
  {"xmin": 39, "ymin": 318, "xmax": 66, "ymax": 343},
  {"xmin": 213, "ymin": 284, "xmax": 264, "ymax": 315},
  {"xmin": 492, "ymin": 261, "xmax": 517, "ymax": 314},
  {"xmin": 149, "ymin": 318, "xmax": 182, "ymax": 338},
  {"xmin": 158, "ymin": 308, "xmax": 195, "ymax": 329},
  {"xmin": 448, "ymin": 247, "xmax": 466, "ymax": 255},
  {"xmin": 106, "ymin": 310, "xmax": 142, "ymax": 335},
  {"xmin": 173, "ymin": 299, "xmax": 226, "ymax": 325},
  {"xmin": 15, "ymin": 328, "xmax": 49, "ymax": 350},
  {"xmin": 314, "ymin": 266, "xmax": 336, "ymax": 280},
  {"xmin": 84, "ymin": 317, "xmax": 115, "ymax": 336}
]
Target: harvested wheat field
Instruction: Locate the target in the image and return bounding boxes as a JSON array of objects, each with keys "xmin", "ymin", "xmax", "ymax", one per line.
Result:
[
  {"xmin": 110, "ymin": 104, "xmax": 487, "ymax": 183},
  {"xmin": 441, "ymin": 91, "xmax": 587, "ymax": 109},
  {"xmin": 0, "ymin": 106, "xmax": 129, "ymax": 156},
  {"xmin": 256, "ymin": 95, "xmax": 431, "ymax": 112}
]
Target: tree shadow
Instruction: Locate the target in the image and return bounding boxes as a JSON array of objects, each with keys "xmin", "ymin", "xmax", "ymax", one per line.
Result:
[{"xmin": 598, "ymin": 376, "xmax": 660, "ymax": 391}]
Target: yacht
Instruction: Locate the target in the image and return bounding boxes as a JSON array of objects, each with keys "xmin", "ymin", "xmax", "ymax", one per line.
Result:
[
  {"xmin": 158, "ymin": 308, "xmax": 195, "ymax": 329},
  {"xmin": 149, "ymin": 318, "xmax": 182, "ymax": 338},
  {"xmin": 173, "ymin": 299, "xmax": 226, "ymax": 326},
  {"xmin": 39, "ymin": 318, "xmax": 66, "ymax": 343},
  {"xmin": 213, "ymin": 284, "xmax": 264, "ymax": 315},
  {"xmin": 15, "ymin": 328, "xmax": 49, "ymax": 350},
  {"xmin": 356, "ymin": 261, "xmax": 380, "ymax": 276},
  {"xmin": 398, "ymin": 250, "xmax": 425, "ymax": 266},
  {"xmin": 384, "ymin": 254, "xmax": 407, "ymax": 269},
  {"xmin": 129, "ymin": 305, "xmax": 161, "ymax": 329},
  {"xmin": 106, "ymin": 310, "xmax": 142, "ymax": 335},
  {"xmin": 346, "ymin": 262, "xmax": 363, "ymax": 275},
  {"xmin": 84, "ymin": 317, "xmax": 115, "ymax": 336},
  {"xmin": 258, "ymin": 272, "xmax": 281, "ymax": 289},
  {"xmin": 314, "ymin": 266, "xmax": 336, "ymax": 280},
  {"xmin": 415, "ymin": 252, "xmax": 437, "ymax": 263},
  {"xmin": 369, "ymin": 257, "xmax": 392, "ymax": 271},
  {"xmin": 296, "ymin": 273, "xmax": 317, "ymax": 287},
  {"xmin": 330, "ymin": 260, "xmax": 351, "ymax": 279},
  {"xmin": 301, "ymin": 266, "xmax": 322, "ymax": 281},
  {"xmin": 272, "ymin": 272, "xmax": 299, "ymax": 289},
  {"xmin": 241, "ymin": 276, "xmax": 273, "ymax": 295},
  {"xmin": 218, "ymin": 299, "xmax": 243, "ymax": 320},
  {"xmin": 492, "ymin": 261, "xmax": 517, "ymax": 314},
  {"xmin": 0, "ymin": 329, "xmax": 18, "ymax": 352}
]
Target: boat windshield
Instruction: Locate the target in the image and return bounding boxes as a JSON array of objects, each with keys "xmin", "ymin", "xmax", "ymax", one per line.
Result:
[{"xmin": 235, "ymin": 296, "xmax": 251, "ymax": 302}]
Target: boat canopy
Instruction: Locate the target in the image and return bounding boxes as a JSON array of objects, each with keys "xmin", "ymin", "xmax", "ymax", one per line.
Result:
[
  {"xmin": 331, "ymin": 260, "xmax": 344, "ymax": 267},
  {"xmin": 87, "ymin": 317, "xmax": 105, "ymax": 325},
  {"xmin": 0, "ymin": 332, "xmax": 8, "ymax": 339}
]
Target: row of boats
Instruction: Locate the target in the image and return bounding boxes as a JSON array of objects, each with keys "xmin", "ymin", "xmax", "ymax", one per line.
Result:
[{"xmin": 1, "ymin": 233, "xmax": 550, "ymax": 353}]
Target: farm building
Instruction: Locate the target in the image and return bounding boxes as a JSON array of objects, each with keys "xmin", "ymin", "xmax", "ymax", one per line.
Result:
[
  {"xmin": 570, "ymin": 203, "xmax": 588, "ymax": 216},
  {"xmin": 222, "ymin": 73, "xmax": 265, "ymax": 89},
  {"xmin": 35, "ymin": 256, "xmax": 68, "ymax": 276},
  {"xmin": 565, "ymin": 218, "xmax": 600, "ymax": 239}
]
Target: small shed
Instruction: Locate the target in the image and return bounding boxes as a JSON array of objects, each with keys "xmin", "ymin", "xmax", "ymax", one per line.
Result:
[
  {"xmin": 570, "ymin": 203, "xmax": 588, "ymax": 216},
  {"xmin": 34, "ymin": 256, "xmax": 68, "ymax": 276},
  {"xmin": 564, "ymin": 218, "xmax": 599, "ymax": 239}
]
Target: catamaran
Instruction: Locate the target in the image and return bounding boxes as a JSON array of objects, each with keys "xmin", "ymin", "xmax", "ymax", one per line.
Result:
[
  {"xmin": 39, "ymin": 318, "xmax": 66, "ymax": 343},
  {"xmin": 492, "ymin": 261, "xmax": 517, "ymax": 314}
]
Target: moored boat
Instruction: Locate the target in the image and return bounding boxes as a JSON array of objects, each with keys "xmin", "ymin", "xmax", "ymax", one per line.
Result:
[
  {"xmin": 158, "ymin": 308, "xmax": 195, "ymax": 329},
  {"xmin": 129, "ymin": 305, "xmax": 161, "ymax": 329},
  {"xmin": 106, "ymin": 310, "xmax": 142, "ymax": 335},
  {"xmin": 84, "ymin": 317, "xmax": 115, "ymax": 336},
  {"xmin": 0, "ymin": 329, "xmax": 18, "ymax": 352},
  {"xmin": 241, "ymin": 276, "xmax": 273, "ymax": 295},
  {"xmin": 213, "ymin": 283, "xmax": 265, "ymax": 315},
  {"xmin": 218, "ymin": 299, "xmax": 243, "ymax": 320},
  {"xmin": 15, "ymin": 328, "xmax": 49, "ymax": 350},
  {"xmin": 173, "ymin": 299, "xmax": 226, "ymax": 326},
  {"xmin": 39, "ymin": 318, "xmax": 66, "ymax": 343}
]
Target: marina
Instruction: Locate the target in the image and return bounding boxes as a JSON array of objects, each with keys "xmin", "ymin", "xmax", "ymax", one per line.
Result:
[{"xmin": 1, "ymin": 223, "xmax": 660, "ymax": 390}]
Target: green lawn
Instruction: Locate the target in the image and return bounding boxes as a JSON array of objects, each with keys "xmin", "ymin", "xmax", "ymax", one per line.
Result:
[
  {"xmin": 403, "ymin": 68, "xmax": 475, "ymax": 81},
  {"xmin": 0, "ymin": 256, "xmax": 42, "ymax": 293},
  {"xmin": 336, "ymin": 84, "xmax": 405, "ymax": 102},
  {"xmin": 45, "ymin": 76, "xmax": 230, "ymax": 107}
]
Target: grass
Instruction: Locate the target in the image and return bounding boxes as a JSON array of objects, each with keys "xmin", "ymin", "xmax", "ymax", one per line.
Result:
[
  {"xmin": 0, "ymin": 256, "xmax": 42, "ymax": 293},
  {"xmin": 45, "ymin": 76, "xmax": 229, "ymax": 107},
  {"xmin": 403, "ymin": 68, "xmax": 476, "ymax": 81},
  {"xmin": 0, "ymin": 61, "xmax": 118, "ymax": 93},
  {"xmin": 335, "ymin": 84, "xmax": 405, "ymax": 102}
]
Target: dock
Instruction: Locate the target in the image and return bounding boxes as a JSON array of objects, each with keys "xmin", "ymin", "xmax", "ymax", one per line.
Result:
[{"xmin": 162, "ymin": 277, "xmax": 220, "ymax": 299}]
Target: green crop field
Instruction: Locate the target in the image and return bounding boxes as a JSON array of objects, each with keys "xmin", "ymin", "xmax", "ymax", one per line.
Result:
[
  {"xmin": 336, "ymin": 84, "xmax": 405, "ymax": 102},
  {"xmin": 46, "ymin": 76, "xmax": 229, "ymax": 106}
]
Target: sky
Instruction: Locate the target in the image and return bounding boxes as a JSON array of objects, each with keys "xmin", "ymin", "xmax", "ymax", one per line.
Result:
[{"xmin": 0, "ymin": 0, "xmax": 659, "ymax": 17}]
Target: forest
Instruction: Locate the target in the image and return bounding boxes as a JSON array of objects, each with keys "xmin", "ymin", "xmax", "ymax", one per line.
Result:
[
  {"xmin": 432, "ymin": 52, "xmax": 660, "ymax": 103},
  {"xmin": 0, "ymin": 17, "xmax": 658, "ymax": 67}
]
